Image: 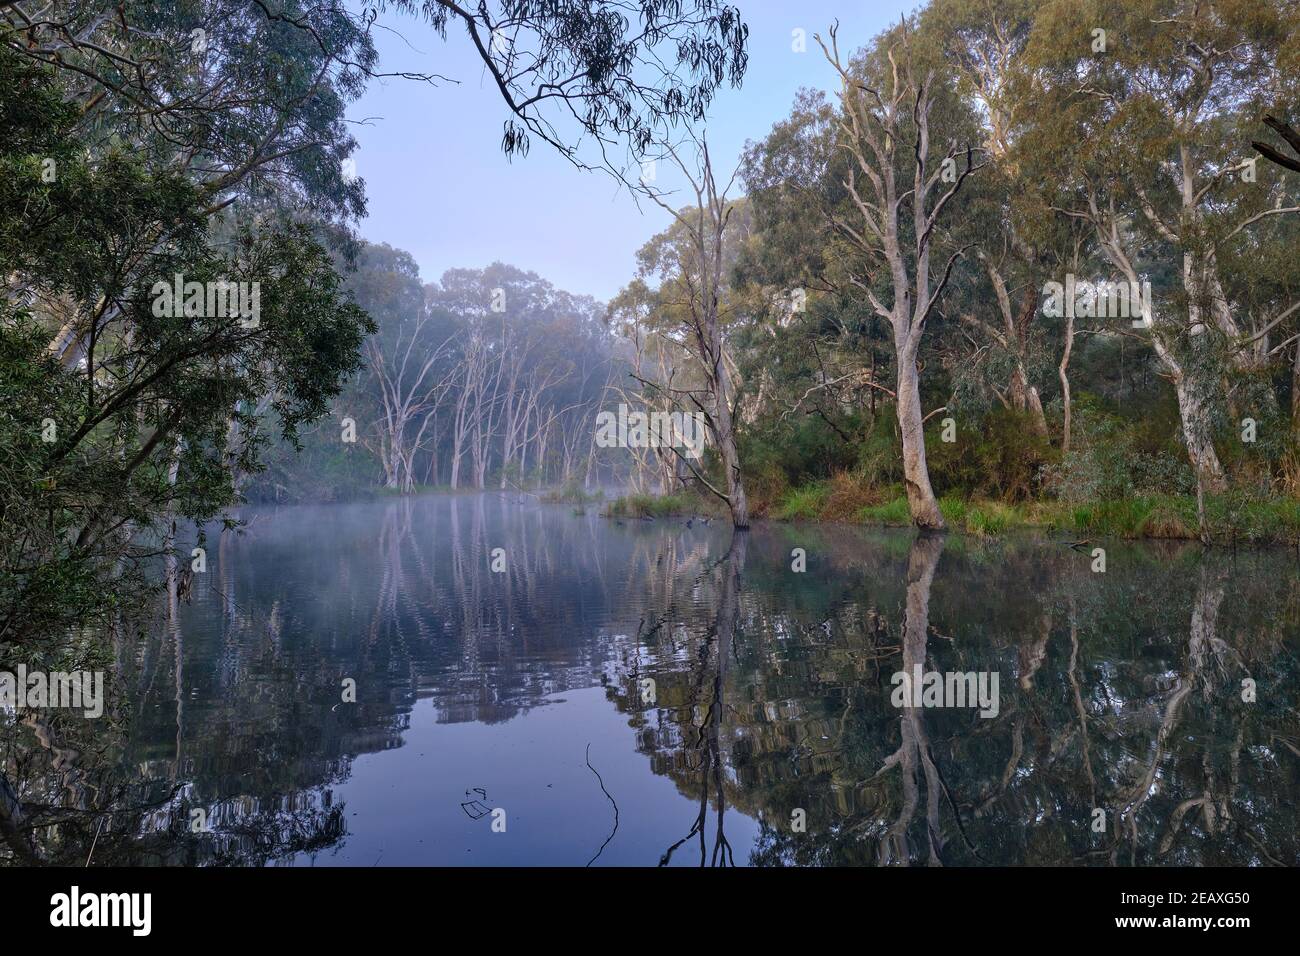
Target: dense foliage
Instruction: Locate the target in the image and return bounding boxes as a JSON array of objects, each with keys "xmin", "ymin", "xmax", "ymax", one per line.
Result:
[{"xmin": 605, "ymin": 0, "xmax": 1300, "ymax": 540}]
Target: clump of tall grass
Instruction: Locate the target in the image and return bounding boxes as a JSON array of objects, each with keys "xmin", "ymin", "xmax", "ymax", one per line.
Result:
[
  {"xmin": 541, "ymin": 482, "xmax": 604, "ymax": 505},
  {"xmin": 605, "ymin": 493, "xmax": 695, "ymax": 518},
  {"xmin": 767, "ymin": 472, "xmax": 890, "ymax": 522},
  {"xmin": 775, "ymin": 483, "xmax": 829, "ymax": 520},
  {"xmin": 820, "ymin": 471, "xmax": 885, "ymax": 521},
  {"xmin": 857, "ymin": 496, "xmax": 912, "ymax": 525},
  {"xmin": 962, "ymin": 501, "xmax": 1023, "ymax": 536}
]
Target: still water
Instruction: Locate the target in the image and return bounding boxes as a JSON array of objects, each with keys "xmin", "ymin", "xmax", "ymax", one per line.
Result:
[{"xmin": 34, "ymin": 494, "xmax": 1300, "ymax": 865}]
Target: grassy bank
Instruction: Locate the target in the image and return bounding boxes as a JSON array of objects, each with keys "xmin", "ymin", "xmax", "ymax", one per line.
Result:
[
  {"xmin": 856, "ymin": 491, "xmax": 1300, "ymax": 544},
  {"xmin": 607, "ymin": 479, "xmax": 1300, "ymax": 545}
]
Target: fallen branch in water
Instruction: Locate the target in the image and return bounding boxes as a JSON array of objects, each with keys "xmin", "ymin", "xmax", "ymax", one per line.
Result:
[{"xmin": 585, "ymin": 743, "xmax": 619, "ymax": 867}]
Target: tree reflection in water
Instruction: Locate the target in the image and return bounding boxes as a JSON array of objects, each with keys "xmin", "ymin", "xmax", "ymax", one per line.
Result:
[
  {"xmin": 658, "ymin": 530, "xmax": 747, "ymax": 867},
  {"xmin": 2, "ymin": 496, "xmax": 1298, "ymax": 866}
]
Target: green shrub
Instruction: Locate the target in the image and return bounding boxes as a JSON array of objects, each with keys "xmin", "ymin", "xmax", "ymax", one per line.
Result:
[
  {"xmin": 928, "ymin": 407, "xmax": 1057, "ymax": 502},
  {"xmin": 1043, "ymin": 395, "xmax": 1193, "ymax": 503}
]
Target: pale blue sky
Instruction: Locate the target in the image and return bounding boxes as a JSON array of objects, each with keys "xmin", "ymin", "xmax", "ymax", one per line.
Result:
[{"xmin": 349, "ymin": 1, "xmax": 915, "ymax": 301}]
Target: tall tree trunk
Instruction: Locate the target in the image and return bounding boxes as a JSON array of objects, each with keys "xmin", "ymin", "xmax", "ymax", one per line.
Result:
[
  {"xmin": 1058, "ymin": 309, "xmax": 1075, "ymax": 454},
  {"xmin": 1090, "ymin": 189, "xmax": 1228, "ymax": 510},
  {"xmin": 1009, "ymin": 362, "xmax": 1049, "ymax": 436},
  {"xmin": 895, "ymin": 344, "xmax": 944, "ymax": 530},
  {"xmin": 1015, "ymin": 287, "xmax": 1050, "ymax": 438},
  {"xmin": 1025, "ymin": 382, "xmax": 1048, "ymax": 437},
  {"xmin": 644, "ymin": 135, "xmax": 750, "ymax": 528},
  {"xmin": 1291, "ymin": 341, "xmax": 1300, "ymax": 442},
  {"xmin": 714, "ymin": 390, "xmax": 749, "ymax": 528},
  {"xmin": 1173, "ymin": 373, "xmax": 1227, "ymax": 493},
  {"xmin": 818, "ymin": 27, "xmax": 977, "ymax": 532}
]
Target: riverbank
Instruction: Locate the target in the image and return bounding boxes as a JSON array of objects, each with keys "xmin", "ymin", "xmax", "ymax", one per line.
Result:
[{"xmin": 605, "ymin": 483, "xmax": 1300, "ymax": 545}]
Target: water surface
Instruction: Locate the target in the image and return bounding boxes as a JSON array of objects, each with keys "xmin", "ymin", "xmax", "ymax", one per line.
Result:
[{"xmin": 28, "ymin": 494, "xmax": 1300, "ymax": 866}]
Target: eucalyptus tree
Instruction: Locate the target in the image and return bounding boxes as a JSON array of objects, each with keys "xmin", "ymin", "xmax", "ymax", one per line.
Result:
[
  {"xmin": 1245, "ymin": 118, "xmax": 1300, "ymax": 443},
  {"xmin": 607, "ymin": 278, "xmax": 702, "ymax": 494},
  {"xmin": 625, "ymin": 136, "xmax": 754, "ymax": 526},
  {"xmin": 377, "ymin": 0, "xmax": 748, "ymax": 180},
  {"xmin": 0, "ymin": 41, "xmax": 373, "ymax": 650},
  {"xmin": 2, "ymin": 0, "xmax": 748, "ymax": 649},
  {"xmin": 1018, "ymin": 0, "xmax": 1300, "ymax": 510},
  {"xmin": 816, "ymin": 21, "xmax": 986, "ymax": 530},
  {"xmin": 738, "ymin": 90, "xmax": 907, "ymax": 466},
  {"xmin": 0, "ymin": 1, "xmax": 377, "ymax": 369},
  {"xmin": 351, "ymin": 245, "xmax": 457, "ymax": 490},
  {"xmin": 372, "ymin": 263, "xmax": 612, "ymax": 491},
  {"xmin": 922, "ymin": 0, "xmax": 1053, "ymax": 439}
]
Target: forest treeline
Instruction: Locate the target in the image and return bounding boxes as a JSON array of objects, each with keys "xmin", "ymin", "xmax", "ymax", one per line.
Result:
[
  {"xmin": 245, "ymin": 251, "xmax": 621, "ymax": 502},
  {"xmin": 600, "ymin": 0, "xmax": 1300, "ymax": 541},
  {"xmin": 272, "ymin": 0, "xmax": 1300, "ymax": 547}
]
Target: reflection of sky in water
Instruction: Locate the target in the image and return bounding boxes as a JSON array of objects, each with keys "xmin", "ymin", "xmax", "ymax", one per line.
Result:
[{"xmin": 296, "ymin": 688, "xmax": 760, "ymax": 866}]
